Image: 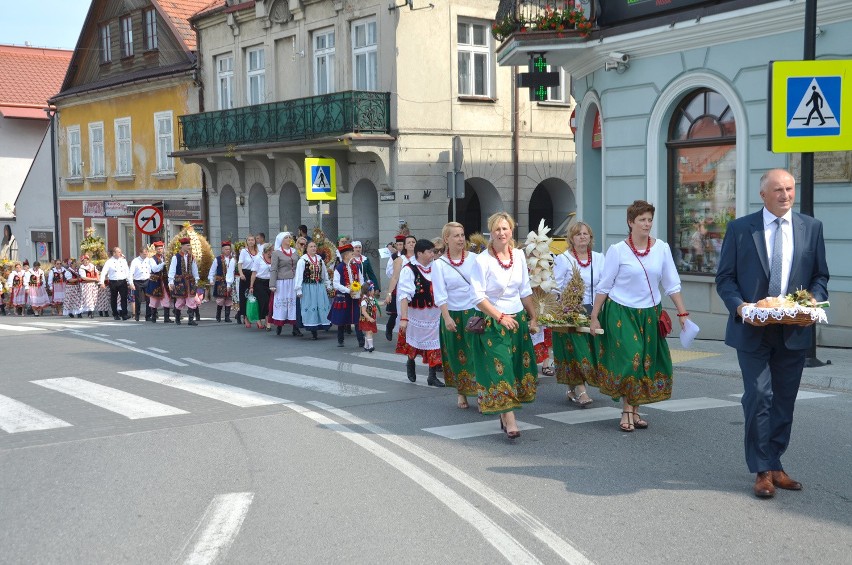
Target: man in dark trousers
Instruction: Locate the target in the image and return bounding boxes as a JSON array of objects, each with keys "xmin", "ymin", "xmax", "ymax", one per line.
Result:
[
  {"xmin": 99, "ymin": 247, "xmax": 134, "ymax": 320},
  {"xmin": 716, "ymin": 168, "xmax": 829, "ymax": 499}
]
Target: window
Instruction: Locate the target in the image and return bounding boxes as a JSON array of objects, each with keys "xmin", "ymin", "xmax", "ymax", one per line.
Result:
[
  {"xmin": 115, "ymin": 118, "xmax": 132, "ymax": 176},
  {"xmin": 314, "ymin": 29, "xmax": 335, "ymax": 95},
  {"xmin": 143, "ymin": 9, "xmax": 158, "ymax": 51},
  {"xmin": 119, "ymin": 219, "xmax": 136, "ymax": 256},
  {"xmin": 120, "ymin": 15, "xmax": 133, "ymax": 57},
  {"xmin": 668, "ymin": 89, "xmax": 737, "ymax": 276},
  {"xmin": 154, "ymin": 111, "xmax": 174, "ymax": 173},
  {"xmin": 67, "ymin": 126, "xmax": 82, "ymax": 177},
  {"xmin": 88, "ymin": 122, "xmax": 105, "ymax": 177},
  {"xmin": 457, "ymin": 21, "xmax": 490, "ymax": 97},
  {"xmin": 69, "ymin": 219, "xmax": 84, "ymax": 259},
  {"xmin": 216, "ymin": 54, "xmax": 234, "ymax": 110},
  {"xmin": 100, "ymin": 23, "xmax": 112, "ymax": 63},
  {"xmin": 352, "ymin": 18, "xmax": 377, "ymax": 91},
  {"xmin": 246, "ymin": 47, "xmax": 266, "ymax": 105},
  {"xmin": 92, "ymin": 220, "xmax": 107, "ymax": 246}
]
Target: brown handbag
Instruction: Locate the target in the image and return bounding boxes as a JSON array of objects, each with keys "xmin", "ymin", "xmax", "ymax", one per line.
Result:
[{"xmin": 465, "ymin": 316, "xmax": 486, "ymax": 334}]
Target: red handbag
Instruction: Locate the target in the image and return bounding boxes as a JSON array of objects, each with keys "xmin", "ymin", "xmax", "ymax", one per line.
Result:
[{"xmin": 658, "ymin": 309, "xmax": 672, "ymax": 338}]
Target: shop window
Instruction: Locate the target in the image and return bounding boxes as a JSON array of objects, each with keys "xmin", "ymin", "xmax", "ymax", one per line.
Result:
[{"xmin": 668, "ymin": 89, "xmax": 736, "ymax": 276}]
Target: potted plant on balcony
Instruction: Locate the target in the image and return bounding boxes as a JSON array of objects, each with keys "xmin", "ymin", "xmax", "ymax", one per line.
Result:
[{"xmin": 492, "ymin": 1, "xmax": 593, "ymax": 41}]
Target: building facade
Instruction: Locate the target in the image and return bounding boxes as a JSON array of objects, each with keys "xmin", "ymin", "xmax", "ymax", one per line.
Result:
[
  {"xmin": 496, "ymin": 0, "xmax": 851, "ymax": 347},
  {"xmin": 0, "ymin": 44, "xmax": 72, "ymax": 262},
  {"xmin": 50, "ymin": 0, "xmax": 208, "ymax": 259},
  {"xmin": 176, "ymin": 0, "xmax": 577, "ymax": 278}
]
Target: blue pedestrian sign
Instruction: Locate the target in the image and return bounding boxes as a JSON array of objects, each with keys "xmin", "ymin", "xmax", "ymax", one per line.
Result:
[
  {"xmin": 304, "ymin": 157, "xmax": 337, "ymax": 201},
  {"xmin": 769, "ymin": 60, "xmax": 852, "ymax": 152}
]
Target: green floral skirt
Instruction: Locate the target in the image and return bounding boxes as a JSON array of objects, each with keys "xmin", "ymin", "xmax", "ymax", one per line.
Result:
[
  {"xmin": 596, "ymin": 299, "xmax": 673, "ymax": 405},
  {"xmin": 440, "ymin": 309, "xmax": 483, "ymax": 397},
  {"xmin": 476, "ymin": 311, "xmax": 538, "ymax": 415},
  {"xmin": 552, "ymin": 329, "xmax": 600, "ymax": 387}
]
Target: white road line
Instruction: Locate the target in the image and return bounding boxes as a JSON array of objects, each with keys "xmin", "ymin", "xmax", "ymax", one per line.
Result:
[
  {"xmin": 32, "ymin": 377, "xmax": 188, "ymax": 419},
  {"xmin": 729, "ymin": 391, "xmax": 835, "ymax": 400},
  {"xmin": 117, "ymin": 338, "xmax": 136, "ymax": 344},
  {"xmin": 0, "ymin": 324, "xmax": 44, "ymax": 332},
  {"xmin": 643, "ymin": 397, "xmax": 740, "ymax": 412},
  {"xmin": 182, "ymin": 359, "xmax": 383, "ymax": 397},
  {"xmin": 535, "ymin": 407, "xmax": 623, "ymax": 425},
  {"xmin": 310, "ymin": 402, "xmax": 592, "ymax": 565},
  {"xmin": 286, "ymin": 403, "xmax": 542, "ymax": 565},
  {"xmin": 67, "ymin": 331, "xmax": 187, "ymax": 367},
  {"xmin": 95, "ymin": 333, "xmax": 111, "ymax": 337},
  {"xmin": 149, "ymin": 347, "xmax": 169, "ymax": 353},
  {"xmin": 351, "ymin": 351, "xmax": 406, "ymax": 363},
  {"xmin": 179, "ymin": 492, "xmax": 254, "ymax": 565},
  {"xmin": 423, "ymin": 419, "xmax": 543, "ymax": 440},
  {"xmin": 0, "ymin": 394, "xmax": 73, "ymax": 433},
  {"xmin": 22, "ymin": 321, "xmax": 82, "ymax": 329},
  {"xmin": 282, "ymin": 356, "xmax": 433, "ymax": 388},
  {"xmin": 120, "ymin": 369, "xmax": 292, "ymax": 407}
]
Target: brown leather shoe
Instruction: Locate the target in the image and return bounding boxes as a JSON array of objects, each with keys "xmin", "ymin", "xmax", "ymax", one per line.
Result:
[
  {"xmin": 771, "ymin": 470, "xmax": 803, "ymax": 491},
  {"xmin": 754, "ymin": 472, "xmax": 775, "ymax": 498}
]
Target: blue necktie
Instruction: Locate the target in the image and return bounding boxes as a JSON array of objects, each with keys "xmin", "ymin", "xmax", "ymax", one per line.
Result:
[{"xmin": 768, "ymin": 218, "xmax": 783, "ymax": 296}]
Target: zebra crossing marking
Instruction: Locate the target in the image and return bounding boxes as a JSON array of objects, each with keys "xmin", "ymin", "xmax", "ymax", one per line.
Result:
[
  {"xmin": 149, "ymin": 347, "xmax": 169, "ymax": 353},
  {"xmin": 729, "ymin": 391, "xmax": 835, "ymax": 401},
  {"xmin": 535, "ymin": 407, "xmax": 623, "ymax": 425},
  {"xmin": 0, "ymin": 323, "xmax": 44, "ymax": 332},
  {"xmin": 423, "ymin": 419, "xmax": 542, "ymax": 440},
  {"xmin": 351, "ymin": 351, "xmax": 406, "ymax": 364},
  {"xmin": 282, "ymin": 356, "xmax": 434, "ymax": 388},
  {"xmin": 643, "ymin": 397, "xmax": 740, "ymax": 412},
  {"xmin": 179, "ymin": 492, "xmax": 255, "ymax": 565},
  {"xmin": 120, "ymin": 369, "xmax": 292, "ymax": 407},
  {"xmin": 31, "ymin": 377, "xmax": 188, "ymax": 419},
  {"xmin": 182, "ymin": 359, "xmax": 384, "ymax": 397},
  {"xmin": 0, "ymin": 393, "xmax": 73, "ymax": 433}
]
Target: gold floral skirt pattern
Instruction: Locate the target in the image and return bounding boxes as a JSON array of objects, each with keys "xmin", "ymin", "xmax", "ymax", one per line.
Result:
[
  {"xmin": 596, "ymin": 299, "xmax": 673, "ymax": 405},
  {"xmin": 476, "ymin": 310, "xmax": 538, "ymax": 415},
  {"xmin": 439, "ymin": 308, "xmax": 483, "ymax": 397},
  {"xmin": 552, "ymin": 330, "xmax": 600, "ymax": 387}
]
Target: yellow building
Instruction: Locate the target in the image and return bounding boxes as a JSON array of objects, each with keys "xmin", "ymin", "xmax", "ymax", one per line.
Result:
[{"xmin": 50, "ymin": 0, "xmax": 209, "ymax": 258}]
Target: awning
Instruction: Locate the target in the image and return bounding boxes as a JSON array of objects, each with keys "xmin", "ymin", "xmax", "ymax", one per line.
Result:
[{"xmin": 0, "ymin": 106, "xmax": 48, "ymax": 120}]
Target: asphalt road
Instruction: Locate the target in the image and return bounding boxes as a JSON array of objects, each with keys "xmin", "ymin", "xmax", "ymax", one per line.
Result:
[{"xmin": 1, "ymin": 314, "xmax": 850, "ymax": 564}]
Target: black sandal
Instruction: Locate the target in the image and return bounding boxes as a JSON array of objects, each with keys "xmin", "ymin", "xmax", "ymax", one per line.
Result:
[
  {"xmin": 619, "ymin": 411, "xmax": 635, "ymax": 432},
  {"xmin": 632, "ymin": 410, "xmax": 649, "ymax": 429}
]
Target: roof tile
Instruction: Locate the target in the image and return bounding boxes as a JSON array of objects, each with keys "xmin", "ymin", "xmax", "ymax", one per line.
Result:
[
  {"xmin": 0, "ymin": 45, "xmax": 72, "ymax": 109},
  {"xmin": 156, "ymin": 0, "xmax": 215, "ymax": 50}
]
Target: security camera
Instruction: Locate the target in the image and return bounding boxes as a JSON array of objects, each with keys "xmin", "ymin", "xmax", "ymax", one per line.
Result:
[
  {"xmin": 608, "ymin": 52, "xmax": 629, "ymax": 63},
  {"xmin": 604, "ymin": 60, "xmax": 619, "ymax": 72}
]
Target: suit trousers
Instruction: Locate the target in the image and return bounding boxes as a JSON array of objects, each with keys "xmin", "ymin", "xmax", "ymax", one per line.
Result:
[
  {"xmin": 109, "ymin": 279, "xmax": 130, "ymax": 317},
  {"xmin": 736, "ymin": 325, "xmax": 806, "ymax": 473}
]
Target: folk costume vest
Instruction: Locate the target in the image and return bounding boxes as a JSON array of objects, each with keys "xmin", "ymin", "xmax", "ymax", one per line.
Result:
[
  {"xmin": 147, "ymin": 255, "xmax": 166, "ymax": 297},
  {"xmin": 172, "ymin": 254, "xmax": 197, "ymax": 298},
  {"xmin": 406, "ymin": 263, "xmax": 435, "ymax": 309},
  {"xmin": 213, "ymin": 255, "xmax": 231, "ymax": 298}
]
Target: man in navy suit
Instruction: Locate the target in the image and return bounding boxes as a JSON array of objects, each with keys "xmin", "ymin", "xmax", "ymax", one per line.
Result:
[{"xmin": 716, "ymin": 169, "xmax": 829, "ymax": 498}]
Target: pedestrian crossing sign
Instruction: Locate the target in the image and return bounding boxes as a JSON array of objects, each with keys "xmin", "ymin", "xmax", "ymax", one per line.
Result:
[
  {"xmin": 769, "ymin": 60, "xmax": 852, "ymax": 152},
  {"xmin": 304, "ymin": 157, "xmax": 337, "ymax": 201}
]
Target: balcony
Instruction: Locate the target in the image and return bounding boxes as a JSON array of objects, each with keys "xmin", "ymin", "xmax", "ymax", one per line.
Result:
[{"xmin": 178, "ymin": 90, "xmax": 391, "ymax": 151}]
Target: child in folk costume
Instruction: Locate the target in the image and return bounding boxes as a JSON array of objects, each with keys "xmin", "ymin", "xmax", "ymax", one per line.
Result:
[
  {"xmin": 359, "ymin": 282, "xmax": 380, "ymax": 352},
  {"xmin": 78, "ymin": 255, "xmax": 99, "ymax": 317},
  {"xmin": 146, "ymin": 241, "xmax": 172, "ymax": 323},
  {"xmin": 7, "ymin": 261, "xmax": 27, "ymax": 315},
  {"xmin": 208, "ymin": 241, "xmax": 237, "ymax": 322},
  {"xmin": 26, "ymin": 261, "xmax": 50, "ymax": 316},
  {"xmin": 63, "ymin": 260, "xmax": 83, "ymax": 317},
  {"xmin": 48, "ymin": 260, "xmax": 66, "ymax": 314},
  {"xmin": 294, "ymin": 240, "xmax": 332, "ymax": 340},
  {"xmin": 328, "ymin": 244, "xmax": 365, "ymax": 348},
  {"xmin": 397, "ymin": 239, "xmax": 445, "ymax": 387},
  {"xmin": 168, "ymin": 237, "xmax": 201, "ymax": 326},
  {"xmin": 383, "ymin": 235, "xmax": 407, "ymax": 341}
]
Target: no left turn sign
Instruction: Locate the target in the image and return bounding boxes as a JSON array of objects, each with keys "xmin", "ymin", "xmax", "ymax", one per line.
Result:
[{"xmin": 135, "ymin": 205, "xmax": 163, "ymax": 235}]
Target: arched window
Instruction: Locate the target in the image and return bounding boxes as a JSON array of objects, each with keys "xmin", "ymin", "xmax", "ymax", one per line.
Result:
[{"xmin": 668, "ymin": 89, "xmax": 736, "ymax": 276}]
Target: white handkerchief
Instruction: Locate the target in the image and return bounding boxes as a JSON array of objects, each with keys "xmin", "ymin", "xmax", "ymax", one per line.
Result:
[
  {"xmin": 679, "ymin": 318, "xmax": 700, "ymax": 348},
  {"xmin": 378, "ymin": 248, "xmax": 392, "ymax": 259}
]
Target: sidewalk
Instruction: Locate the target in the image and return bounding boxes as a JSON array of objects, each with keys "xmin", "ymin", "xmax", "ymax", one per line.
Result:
[{"xmin": 668, "ymin": 338, "xmax": 851, "ymax": 393}]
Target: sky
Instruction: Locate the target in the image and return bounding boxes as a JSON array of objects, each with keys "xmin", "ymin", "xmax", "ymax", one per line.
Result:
[{"xmin": 1, "ymin": 1, "xmax": 91, "ymax": 50}]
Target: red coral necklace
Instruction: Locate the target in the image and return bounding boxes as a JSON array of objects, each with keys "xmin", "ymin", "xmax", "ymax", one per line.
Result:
[
  {"xmin": 572, "ymin": 248, "xmax": 591, "ymax": 267},
  {"xmin": 448, "ymin": 249, "xmax": 465, "ymax": 267},
  {"xmin": 491, "ymin": 245, "xmax": 514, "ymax": 270},
  {"xmin": 628, "ymin": 234, "xmax": 651, "ymax": 257}
]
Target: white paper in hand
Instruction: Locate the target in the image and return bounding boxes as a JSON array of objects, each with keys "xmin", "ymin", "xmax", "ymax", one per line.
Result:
[
  {"xmin": 679, "ymin": 318, "xmax": 700, "ymax": 348},
  {"xmin": 378, "ymin": 247, "xmax": 392, "ymax": 260}
]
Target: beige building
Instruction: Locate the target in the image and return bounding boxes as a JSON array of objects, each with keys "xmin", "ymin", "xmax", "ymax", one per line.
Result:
[{"xmin": 176, "ymin": 0, "xmax": 577, "ymax": 270}]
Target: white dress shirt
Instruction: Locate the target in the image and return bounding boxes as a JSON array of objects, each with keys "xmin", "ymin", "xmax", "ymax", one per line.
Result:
[
  {"xmin": 168, "ymin": 253, "xmax": 200, "ymax": 285},
  {"xmin": 238, "ymin": 248, "xmax": 260, "ymax": 272},
  {"xmin": 129, "ymin": 256, "xmax": 151, "ymax": 281},
  {"xmin": 763, "ymin": 207, "xmax": 794, "ymax": 296},
  {"xmin": 553, "ymin": 250, "xmax": 606, "ymax": 305},
  {"xmin": 596, "ymin": 240, "xmax": 681, "ymax": 308},
  {"xmin": 471, "ymin": 248, "xmax": 532, "ymax": 315},
  {"xmin": 432, "ymin": 251, "xmax": 479, "ymax": 311},
  {"xmin": 99, "ymin": 257, "xmax": 132, "ymax": 284},
  {"xmin": 208, "ymin": 255, "xmax": 236, "ymax": 285}
]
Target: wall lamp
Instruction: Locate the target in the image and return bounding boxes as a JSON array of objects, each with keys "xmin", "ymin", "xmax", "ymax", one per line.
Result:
[{"xmin": 237, "ymin": 195, "xmax": 245, "ymax": 206}]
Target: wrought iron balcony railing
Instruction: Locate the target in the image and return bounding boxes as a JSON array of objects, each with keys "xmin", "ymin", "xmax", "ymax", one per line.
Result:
[
  {"xmin": 178, "ymin": 90, "xmax": 391, "ymax": 150},
  {"xmin": 494, "ymin": 0, "xmax": 595, "ymax": 41}
]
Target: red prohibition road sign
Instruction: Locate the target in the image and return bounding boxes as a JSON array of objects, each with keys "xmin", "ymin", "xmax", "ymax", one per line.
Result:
[{"xmin": 135, "ymin": 205, "xmax": 163, "ymax": 235}]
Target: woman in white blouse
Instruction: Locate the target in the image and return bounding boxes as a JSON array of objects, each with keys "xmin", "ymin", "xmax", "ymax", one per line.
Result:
[
  {"xmin": 552, "ymin": 221, "xmax": 605, "ymax": 406},
  {"xmin": 236, "ymin": 234, "xmax": 260, "ymax": 326},
  {"xmin": 471, "ymin": 212, "xmax": 540, "ymax": 439},
  {"xmin": 433, "ymin": 222, "xmax": 480, "ymax": 408},
  {"xmin": 294, "ymin": 240, "xmax": 332, "ymax": 339},
  {"xmin": 249, "ymin": 244, "xmax": 273, "ymax": 330},
  {"xmin": 589, "ymin": 200, "xmax": 689, "ymax": 432}
]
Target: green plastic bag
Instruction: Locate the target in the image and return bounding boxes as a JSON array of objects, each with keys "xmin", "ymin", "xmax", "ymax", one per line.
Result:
[{"xmin": 245, "ymin": 293, "xmax": 259, "ymax": 323}]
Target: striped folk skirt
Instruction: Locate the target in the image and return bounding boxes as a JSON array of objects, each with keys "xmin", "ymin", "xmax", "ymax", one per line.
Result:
[
  {"xmin": 439, "ymin": 308, "xmax": 483, "ymax": 397},
  {"xmin": 475, "ymin": 310, "xmax": 538, "ymax": 415},
  {"xmin": 596, "ymin": 299, "xmax": 673, "ymax": 406}
]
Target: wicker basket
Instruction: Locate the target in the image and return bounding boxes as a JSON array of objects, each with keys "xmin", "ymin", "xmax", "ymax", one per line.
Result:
[{"xmin": 740, "ymin": 304, "xmax": 827, "ymax": 327}]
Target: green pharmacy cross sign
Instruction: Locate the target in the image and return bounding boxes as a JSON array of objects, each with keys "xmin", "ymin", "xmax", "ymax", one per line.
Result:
[{"xmin": 518, "ymin": 54, "xmax": 560, "ymax": 102}]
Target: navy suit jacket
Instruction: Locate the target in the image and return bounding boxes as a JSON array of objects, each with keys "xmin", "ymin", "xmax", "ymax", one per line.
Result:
[{"xmin": 715, "ymin": 210, "xmax": 829, "ymax": 352}]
